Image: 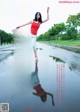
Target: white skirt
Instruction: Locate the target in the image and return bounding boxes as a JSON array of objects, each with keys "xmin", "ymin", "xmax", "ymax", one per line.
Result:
[
  {"xmin": 31, "ymin": 34, "xmax": 37, "ymax": 50},
  {"xmin": 14, "ymin": 32, "xmax": 37, "ymax": 51}
]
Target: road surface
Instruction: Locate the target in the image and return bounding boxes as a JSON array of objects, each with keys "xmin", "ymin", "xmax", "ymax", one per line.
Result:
[{"xmin": 0, "ymin": 43, "xmax": 80, "ymax": 112}]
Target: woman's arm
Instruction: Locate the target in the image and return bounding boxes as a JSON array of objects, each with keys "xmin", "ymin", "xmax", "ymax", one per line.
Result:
[
  {"xmin": 42, "ymin": 7, "xmax": 50, "ymax": 23},
  {"xmin": 47, "ymin": 92, "xmax": 55, "ymax": 106},
  {"xmin": 16, "ymin": 21, "xmax": 32, "ymax": 29},
  {"xmin": 32, "ymin": 92, "xmax": 38, "ymax": 96}
]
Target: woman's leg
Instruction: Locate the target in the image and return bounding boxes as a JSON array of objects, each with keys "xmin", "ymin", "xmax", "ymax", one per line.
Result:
[
  {"xmin": 34, "ymin": 49, "xmax": 37, "ymax": 57},
  {"xmin": 34, "ymin": 49, "xmax": 38, "ymax": 61},
  {"xmin": 32, "ymin": 36, "xmax": 38, "ymax": 61},
  {"xmin": 31, "ymin": 34, "xmax": 38, "ymax": 61}
]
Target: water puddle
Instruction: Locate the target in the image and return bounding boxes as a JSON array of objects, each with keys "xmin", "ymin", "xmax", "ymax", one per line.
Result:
[{"xmin": 0, "ymin": 42, "xmax": 80, "ymax": 112}]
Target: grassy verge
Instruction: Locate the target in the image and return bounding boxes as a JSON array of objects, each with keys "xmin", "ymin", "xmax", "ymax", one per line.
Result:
[{"xmin": 39, "ymin": 40, "xmax": 80, "ymax": 47}]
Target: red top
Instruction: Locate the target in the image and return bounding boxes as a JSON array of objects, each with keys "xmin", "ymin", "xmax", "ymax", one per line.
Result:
[
  {"xmin": 33, "ymin": 84, "xmax": 46, "ymax": 96},
  {"xmin": 31, "ymin": 21, "xmax": 40, "ymax": 35}
]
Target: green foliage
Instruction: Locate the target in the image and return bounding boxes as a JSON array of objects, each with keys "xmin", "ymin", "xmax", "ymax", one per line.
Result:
[
  {"xmin": 48, "ymin": 23, "xmax": 66, "ymax": 36},
  {"xmin": 60, "ymin": 34, "xmax": 70, "ymax": 40},
  {"xmin": 37, "ymin": 12, "xmax": 80, "ymax": 41},
  {"xmin": 0, "ymin": 29, "xmax": 15, "ymax": 45},
  {"xmin": 77, "ymin": 33, "xmax": 80, "ymax": 39},
  {"xmin": 66, "ymin": 27, "xmax": 77, "ymax": 39},
  {"xmin": 67, "ymin": 13, "xmax": 80, "ymax": 29}
]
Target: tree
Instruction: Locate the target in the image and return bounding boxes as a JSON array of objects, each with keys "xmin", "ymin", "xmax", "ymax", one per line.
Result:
[
  {"xmin": 37, "ymin": 12, "xmax": 80, "ymax": 41},
  {"xmin": 66, "ymin": 13, "xmax": 80, "ymax": 39},
  {"xmin": 0, "ymin": 29, "xmax": 15, "ymax": 44},
  {"xmin": 67, "ymin": 13, "xmax": 80, "ymax": 30}
]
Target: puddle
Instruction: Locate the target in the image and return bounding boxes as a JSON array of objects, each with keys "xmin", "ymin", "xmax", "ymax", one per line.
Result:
[{"xmin": 0, "ymin": 43, "xmax": 80, "ymax": 112}]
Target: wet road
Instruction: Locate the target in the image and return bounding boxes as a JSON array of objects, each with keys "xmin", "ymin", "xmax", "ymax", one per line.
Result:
[{"xmin": 0, "ymin": 42, "xmax": 80, "ymax": 112}]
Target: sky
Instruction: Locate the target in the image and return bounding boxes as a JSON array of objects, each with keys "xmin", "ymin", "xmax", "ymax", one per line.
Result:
[{"xmin": 0, "ymin": 0, "xmax": 80, "ymax": 35}]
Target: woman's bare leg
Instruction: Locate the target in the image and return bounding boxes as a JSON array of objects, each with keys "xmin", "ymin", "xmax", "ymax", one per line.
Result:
[
  {"xmin": 34, "ymin": 49, "xmax": 38, "ymax": 61},
  {"xmin": 34, "ymin": 49, "xmax": 37, "ymax": 57}
]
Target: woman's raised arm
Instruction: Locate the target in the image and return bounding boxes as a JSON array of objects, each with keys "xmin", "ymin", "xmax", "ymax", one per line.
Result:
[{"xmin": 42, "ymin": 7, "xmax": 50, "ymax": 23}]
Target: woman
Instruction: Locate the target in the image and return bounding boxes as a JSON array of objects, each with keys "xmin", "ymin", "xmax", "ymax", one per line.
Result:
[
  {"xmin": 16, "ymin": 7, "xmax": 50, "ymax": 61},
  {"xmin": 31, "ymin": 59, "xmax": 54, "ymax": 106}
]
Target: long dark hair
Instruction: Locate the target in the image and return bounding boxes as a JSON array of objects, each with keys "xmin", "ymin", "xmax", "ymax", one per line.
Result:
[
  {"xmin": 40, "ymin": 94, "xmax": 47, "ymax": 102},
  {"xmin": 33, "ymin": 12, "xmax": 42, "ymax": 23}
]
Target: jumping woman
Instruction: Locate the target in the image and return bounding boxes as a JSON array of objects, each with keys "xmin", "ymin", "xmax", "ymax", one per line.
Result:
[{"xmin": 16, "ymin": 7, "xmax": 50, "ymax": 61}]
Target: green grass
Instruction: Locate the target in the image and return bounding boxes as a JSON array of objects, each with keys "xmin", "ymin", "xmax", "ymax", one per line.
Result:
[{"xmin": 40, "ymin": 40, "xmax": 80, "ymax": 47}]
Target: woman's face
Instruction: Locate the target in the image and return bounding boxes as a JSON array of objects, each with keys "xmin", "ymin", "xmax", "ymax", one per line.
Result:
[{"xmin": 37, "ymin": 13, "xmax": 40, "ymax": 20}]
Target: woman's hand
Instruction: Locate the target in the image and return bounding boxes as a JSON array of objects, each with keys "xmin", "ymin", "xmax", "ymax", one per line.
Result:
[{"xmin": 16, "ymin": 26, "xmax": 20, "ymax": 29}]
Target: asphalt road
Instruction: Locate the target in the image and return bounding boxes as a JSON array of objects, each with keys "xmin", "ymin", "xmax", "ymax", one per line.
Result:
[{"xmin": 0, "ymin": 43, "xmax": 80, "ymax": 112}]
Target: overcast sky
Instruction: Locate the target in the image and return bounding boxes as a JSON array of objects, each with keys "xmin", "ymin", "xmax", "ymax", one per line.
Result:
[{"xmin": 0, "ymin": 0, "xmax": 80, "ymax": 35}]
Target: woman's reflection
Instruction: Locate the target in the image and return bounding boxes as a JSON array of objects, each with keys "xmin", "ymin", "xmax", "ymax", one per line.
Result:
[{"xmin": 31, "ymin": 60, "xmax": 55, "ymax": 106}]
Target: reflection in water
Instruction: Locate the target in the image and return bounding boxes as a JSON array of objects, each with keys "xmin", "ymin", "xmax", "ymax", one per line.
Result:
[
  {"xmin": 36, "ymin": 48, "xmax": 43, "ymax": 50},
  {"xmin": 49, "ymin": 55, "xmax": 65, "ymax": 63},
  {"xmin": 49, "ymin": 55, "xmax": 80, "ymax": 75},
  {"xmin": 0, "ymin": 51, "xmax": 14, "ymax": 62},
  {"xmin": 31, "ymin": 60, "xmax": 55, "ymax": 106},
  {"xmin": 69, "ymin": 62, "xmax": 80, "ymax": 73}
]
